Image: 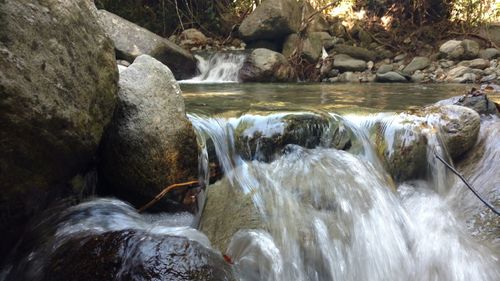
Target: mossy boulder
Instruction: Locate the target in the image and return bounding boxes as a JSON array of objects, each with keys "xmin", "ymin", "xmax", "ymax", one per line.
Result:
[
  {"xmin": 234, "ymin": 113, "xmax": 355, "ymax": 162},
  {"xmin": 0, "ymin": 0, "xmax": 117, "ymax": 260},
  {"xmin": 100, "ymin": 55, "xmax": 198, "ymax": 208}
]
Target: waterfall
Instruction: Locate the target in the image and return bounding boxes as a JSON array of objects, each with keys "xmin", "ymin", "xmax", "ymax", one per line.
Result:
[
  {"xmin": 180, "ymin": 52, "xmax": 246, "ymax": 84},
  {"xmin": 190, "ymin": 112, "xmax": 500, "ymax": 281}
]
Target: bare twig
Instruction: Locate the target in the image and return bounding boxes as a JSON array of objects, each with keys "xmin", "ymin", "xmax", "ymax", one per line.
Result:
[{"xmin": 138, "ymin": 180, "xmax": 199, "ymax": 213}]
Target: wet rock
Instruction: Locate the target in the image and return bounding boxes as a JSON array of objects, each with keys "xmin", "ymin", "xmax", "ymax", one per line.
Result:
[
  {"xmin": 97, "ymin": 10, "xmax": 196, "ymax": 79},
  {"xmin": 479, "ymin": 48, "xmax": 500, "ymax": 60},
  {"xmin": 200, "ymin": 177, "xmax": 264, "ymax": 252},
  {"xmin": 238, "ymin": 48, "xmax": 295, "ymax": 82},
  {"xmin": 437, "ymin": 91, "xmax": 500, "ymax": 116},
  {"xmin": 375, "ymin": 71, "xmax": 409, "ymax": 83},
  {"xmin": 333, "ymin": 54, "xmax": 367, "ymax": 72},
  {"xmin": 0, "ymin": 0, "xmax": 118, "ymax": 260},
  {"xmin": 403, "ymin": 56, "xmax": 430, "ymax": 74},
  {"xmin": 330, "ymin": 44, "xmax": 376, "ymax": 61},
  {"xmin": 371, "ymin": 119, "xmax": 428, "ymax": 181},
  {"xmin": 433, "ymin": 105, "xmax": 480, "ymax": 159},
  {"xmin": 457, "ymin": 58, "xmax": 490, "ymax": 69},
  {"xmin": 42, "ymin": 230, "xmax": 235, "ymax": 281},
  {"xmin": 282, "ymin": 33, "xmax": 322, "ymax": 63},
  {"xmin": 234, "ymin": 113, "xmax": 355, "ymax": 162},
  {"xmin": 238, "ymin": 0, "xmax": 301, "ymax": 41},
  {"xmin": 100, "ymin": 55, "xmax": 198, "ymax": 207},
  {"xmin": 179, "ymin": 28, "xmax": 208, "ymax": 47}
]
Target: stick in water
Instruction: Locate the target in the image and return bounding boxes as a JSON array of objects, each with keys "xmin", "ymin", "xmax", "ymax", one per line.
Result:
[{"xmin": 434, "ymin": 152, "xmax": 500, "ymax": 216}]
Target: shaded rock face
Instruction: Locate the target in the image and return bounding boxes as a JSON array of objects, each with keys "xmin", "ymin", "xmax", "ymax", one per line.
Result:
[
  {"xmin": 403, "ymin": 56, "xmax": 430, "ymax": 74},
  {"xmin": 437, "ymin": 93, "xmax": 499, "ymax": 116},
  {"xmin": 179, "ymin": 28, "xmax": 208, "ymax": 47},
  {"xmin": 282, "ymin": 33, "xmax": 323, "ymax": 63},
  {"xmin": 0, "ymin": 0, "xmax": 118, "ymax": 260},
  {"xmin": 439, "ymin": 39, "xmax": 480, "ymax": 60},
  {"xmin": 100, "ymin": 55, "xmax": 198, "ymax": 207},
  {"xmin": 329, "ymin": 44, "xmax": 376, "ymax": 61},
  {"xmin": 238, "ymin": 0, "xmax": 301, "ymax": 41},
  {"xmin": 238, "ymin": 48, "xmax": 295, "ymax": 82},
  {"xmin": 97, "ymin": 10, "xmax": 196, "ymax": 79},
  {"xmin": 234, "ymin": 113, "xmax": 355, "ymax": 162},
  {"xmin": 41, "ymin": 230, "xmax": 234, "ymax": 281}
]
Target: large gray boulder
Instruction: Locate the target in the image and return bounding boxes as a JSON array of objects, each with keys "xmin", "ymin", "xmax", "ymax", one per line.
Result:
[
  {"xmin": 100, "ymin": 55, "xmax": 198, "ymax": 207},
  {"xmin": 97, "ymin": 10, "xmax": 196, "ymax": 79},
  {"xmin": 439, "ymin": 39, "xmax": 480, "ymax": 60},
  {"xmin": 0, "ymin": 0, "xmax": 118, "ymax": 259},
  {"xmin": 333, "ymin": 54, "xmax": 367, "ymax": 72},
  {"xmin": 238, "ymin": 48, "xmax": 295, "ymax": 82},
  {"xmin": 403, "ymin": 56, "xmax": 430, "ymax": 74},
  {"xmin": 238, "ymin": 0, "xmax": 301, "ymax": 41}
]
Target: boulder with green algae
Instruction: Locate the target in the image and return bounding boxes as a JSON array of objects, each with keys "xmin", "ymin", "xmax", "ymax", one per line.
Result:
[
  {"xmin": 0, "ymin": 0, "xmax": 117, "ymax": 260},
  {"xmin": 234, "ymin": 113, "xmax": 355, "ymax": 162},
  {"xmin": 200, "ymin": 177, "xmax": 264, "ymax": 252},
  {"xmin": 100, "ymin": 55, "xmax": 198, "ymax": 208},
  {"xmin": 40, "ymin": 230, "xmax": 235, "ymax": 281}
]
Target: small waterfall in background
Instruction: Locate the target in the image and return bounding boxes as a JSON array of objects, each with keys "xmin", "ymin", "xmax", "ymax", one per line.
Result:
[
  {"xmin": 180, "ymin": 52, "xmax": 247, "ymax": 84},
  {"xmin": 190, "ymin": 112, "xmax": 500, "ymax": 281}
]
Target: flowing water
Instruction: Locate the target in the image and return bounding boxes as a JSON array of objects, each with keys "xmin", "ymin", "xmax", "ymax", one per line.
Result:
[
  {"xmin": 3, "ymin": 53, "xmax": 499, "ymax": 280},
  {"xmin": 190, "ymin": 109, "xmax": 500, "ymax": 281}
]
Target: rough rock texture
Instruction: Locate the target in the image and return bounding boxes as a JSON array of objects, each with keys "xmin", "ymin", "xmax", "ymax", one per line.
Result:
[
  {"xmin": 238, "ymin": 0, "xmax": 301, "ymax": 41},
  {"xmin": 437, "ymin": 94, "xmax": 499, "ymax": 116},
  {"xmin": 333, "ymin": 54, "xmax": 367, "ymax": 72},
  {"xmin": 303, "ymin": 2, "xmax": 329, "ymax": 33},
  {"xmin": 457, "ymin": 58, "xmax": 490, "ymax": 69},
  {"xmin": 238, "ymin": 48, "xmax": 295, "ymax": 82},
  {"xmin": 97, "ymin": 10, "xmax": 196, "ymax": 79},
  {"xmin": 434, "ymin": 105, "xmax": 480, "ymax": 159},
  {"xmin": 377, "ymin": 64, "xmax": 393, "ymax": 74},
  {"xmin": 461, "ymin": 39, "xmax": 480, "ymax": 59},
  {"xmin": 0, "ymin": 0, "xmax": 118, "ymax": 261},
  {"xmin": 100, "ymin": 55, "xmax": 198, "ymax": 207},
  {"xmin": 329, "ymin": 44, "xmax": 376, "ymax": 61},
  {"xmin": 403, "ymin": 56, "xmax": 430, "ymax": 74},
  {"xmin": 446, "ymin": 65, "xmax": 472, "ymax": 81},
  {"xmin": 282, "ymin": 33, "xmax": 323, "ymax": 63},
  {"xmin": 200, "ymin": 177, "xmax": 264, "ymax": 252},
  {"xmin": 375, "ymin": 71, "xmax": 409, "ymax": 83},
  {"xmin": 42, "ymin": 230, "xmax": 235, "ymax": 281}
]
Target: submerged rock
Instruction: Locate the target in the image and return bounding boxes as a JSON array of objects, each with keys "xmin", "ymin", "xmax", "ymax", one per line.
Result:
[
  {"xmin": 0, "ymin": 0, "xmax": 117, "ymax": 260},
  {"xmin": 41, "ymin": 230, "xmax": 235, "ymax": 281},
  {"xmin": 200, "ymin": 177, "xmax": 264, "ymax": 252},
  {"xmin": 100, "ymin": 55, "xmax": 198, "ymax": 207},
  {"xmin": 97, "ymin": 10, "xmax": 196, "ymax": 79},
  {"xmin": 238, "ymin": 0, "xmax": 301, "ymax": 41},
  {"xmin": 238, "ymin": 48, "xmax": 295, "ymax": 82},
  {"xmin": 234, "ymin": 113, "xmax": 355, "ymax": 162}
]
